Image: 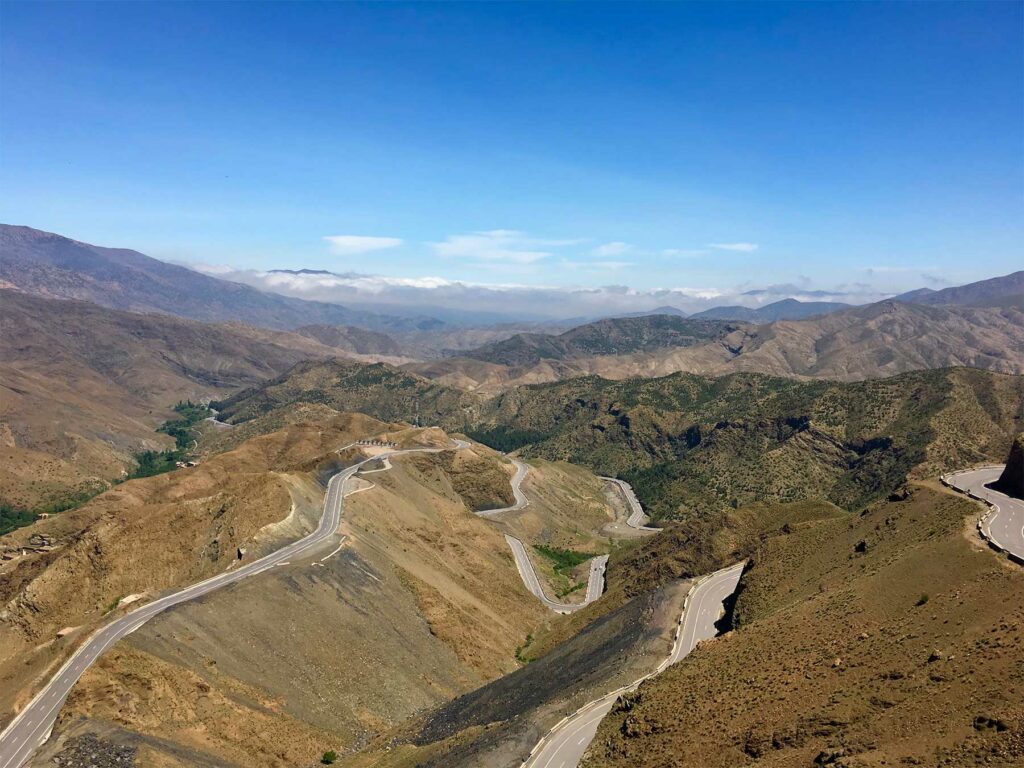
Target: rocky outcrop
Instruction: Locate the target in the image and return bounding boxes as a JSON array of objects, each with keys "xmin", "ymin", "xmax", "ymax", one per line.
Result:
[{"xmin": 995, "ymin": 433, "xmax": 1024, "ymax": 498}]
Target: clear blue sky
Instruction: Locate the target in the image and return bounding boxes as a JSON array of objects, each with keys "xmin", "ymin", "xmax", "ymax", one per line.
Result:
[{"xmin": 2, "ymin": 1, "xmax": 1021, "ymax": 301}]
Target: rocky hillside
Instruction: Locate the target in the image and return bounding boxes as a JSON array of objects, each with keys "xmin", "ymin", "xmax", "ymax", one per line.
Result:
[
  {"xmin": 996, "ymin": 433, "xmax": 1024, "ymax": 497},
  {"xmin": 17, "ymin": 429, "xmax": 626, "ymax": 767},
  {"xmin": 581, "ymin": 485, "xmax": 1024, "ymax": 767},
  {"xmin": 417, "ymin": 300, "xmax": 1024, "ymax": 390},
  {"xmin": 0, "ymin": 412, "xmax": 401, "ymax": 725},
  {"xmin": 0, "ymin": 291, "xmax": 370, "ymax": 511},
  {"xmin": 473, "ymin": 367, "xmax": 1024, "ymax": 519},
  {"xmin": 213, "ymin": 358, "xmax": 1024, "ymax": 522},
  {"xmin": 214, "ymin": 358, "xmax": 478, "ymax": 426}
]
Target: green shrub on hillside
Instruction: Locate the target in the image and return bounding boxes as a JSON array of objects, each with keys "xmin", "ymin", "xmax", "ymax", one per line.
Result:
[
  {"xmin": 131, "ymin": 401, "xmax": 213, "ymax": 479},
  {"xmin": 533, "ymin": 544, "xmax": 598, "ymax": 575},
  {"xmin": 0, "ymin": 503, "xmax": 37, "ymax": 536}
]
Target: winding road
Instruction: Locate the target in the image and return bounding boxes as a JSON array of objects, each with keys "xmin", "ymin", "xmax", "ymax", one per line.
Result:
[
  {"xmin": 481, "ymin": 459, "xmax": 610, "ymax": 614},
  {"xmin": 601, "ymin": 476, "xmax": 663, "ymax": 531},
  {"xmin": 0, "ymin": 440, "xmax": 459, "ymax": 768},
  {"xmin": 0, "ymin": 443, "xmax": 623, "ymax": 766},
  {"xmin": 944, "ymin": 464, "xmax": 1024, "ymax": 563},
  {"xmin": 522, "ymin": 561, "xmax": 746, "ymax": 768}
]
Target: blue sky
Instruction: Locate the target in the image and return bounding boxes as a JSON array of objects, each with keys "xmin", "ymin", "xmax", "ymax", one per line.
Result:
[{"xmin": 2, "ymin": 1, "xmax": 1021, "ymax": 315}]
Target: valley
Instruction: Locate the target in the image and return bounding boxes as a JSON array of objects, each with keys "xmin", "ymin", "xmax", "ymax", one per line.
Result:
[
  {"xmin": 4, "ymin": 6, "xmax": 1023, "ymax": 766},
  {"xmin": 1, "ymin": 230, "xmax": 1022, "ymax": 768}
]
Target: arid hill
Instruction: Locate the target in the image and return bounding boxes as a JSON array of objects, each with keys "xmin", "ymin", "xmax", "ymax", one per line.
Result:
[
  {"xmin": 581, "ymin": 485, "xmax": 1024, "ymax": 768},
  {"xmin": 460, "ymin": 316, "xmax": 742, "ymax": 367},
  {"xmin": 215, "ymin": 358, "xmax": 479, "ymax": 427},
  {"xmin": 294, "ymin": 323, "xmax": 405, "ymax": 356},
  {"xmin": 895, "ymin": 269, "xmax": 1024, "ymax": 307},
  {"xmin": 0, "ymin": 291, "xmax": 377, "ymax": 510},
  {"xmin": 691, "ymin": 297, "xmax": 850, "ymax": 322},
  {"xmin": 0, "ymin": 412, "xmax": 400, "ymax": 724},
  {"xmin": 11, "ymin": 419, "xmax": 627, "ymax": 767},
  {"xmin": 412, "ymin": 300, "xmax": 1024, "ymax": 391},
  {"xmin": 219, "ymin": 358, "xmax": 1024, "ymax": 521}
]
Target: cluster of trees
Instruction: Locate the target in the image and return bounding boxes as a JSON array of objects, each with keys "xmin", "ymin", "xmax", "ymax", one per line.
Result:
[
  {"xmin": 464, "ymin": 425, "xmax": 552, "ymax": 453},
  {"xmin": 130, "ymin": 400, "xmax": 212, "ymax": 479},
  {"xmin": 0, "ymin": 502, "xmax": 37, "ymax": 537}
]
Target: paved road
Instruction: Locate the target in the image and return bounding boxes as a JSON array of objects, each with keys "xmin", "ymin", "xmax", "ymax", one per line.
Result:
[
  {"xmin": 474, "ymin": 458, "xmax": 608, "ymax": 614},
  {"xmin": 477, "ymin": 458, "xmax": 530, "ymax": 517},
  {"xmin": 944, "ymin": 465, "xmax": 1024, "ymax": 562},
  {"xmin": 0, "ymin": 441, "xmax": 458, "ymax": 768},
  {"xmin": 601, "ymin": 477, "xmax": 662, "ymax": 531},
  {"xmin": 522, "ymin": 562, "xmax": 745, "ymax": 768},
  {"xmin": 504, "ymin": 535, "xmax": 609, "ymax": 615}
]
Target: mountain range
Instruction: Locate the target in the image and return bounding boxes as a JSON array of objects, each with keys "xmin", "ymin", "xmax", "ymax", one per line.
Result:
[
  {"xmin": 2, "ymin": 224, "xmax": 1023, "ymax": 768},
  {"xmin": 0, "ymin": 224, "xmax": 438, "ymax": 333},
  {"xmin": 690, "ymin": 297, "xmax": 851, "ymax": 322}
]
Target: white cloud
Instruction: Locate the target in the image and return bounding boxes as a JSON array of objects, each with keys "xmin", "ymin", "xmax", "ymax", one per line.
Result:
[
  {"xmin": 591, "ymin": 241, "xmax": 632, "ymax": 257},
  {"xmin": 183, "ymin": 258, "xmax": 889, "ymax": 321},
  {"xmin": 661, "ymin": 248, "xmax": 706, "ymax": 258},
  {"xmin": 708, "ymin": 242, "xmax": 759, "ymax": 252},
  {"xmin": 323, "ymin": 235, "xmax": 403, "ymax": 255},
  {"xmin": 430, "ymin": 229, "xmax": 589, "ymax": 264},
  {"xmin": 563, "ymin": 259, "xmax": 635, "ymax": 272},
  {"xmin": 431, "ymin": 230, "xmax": 552, "ymax": 264}
]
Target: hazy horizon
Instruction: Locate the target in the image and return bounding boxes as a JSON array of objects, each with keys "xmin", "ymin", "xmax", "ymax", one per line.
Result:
[{"xmin": 2, "ymin": 1, "xmax": 1021, "ymax": 319}]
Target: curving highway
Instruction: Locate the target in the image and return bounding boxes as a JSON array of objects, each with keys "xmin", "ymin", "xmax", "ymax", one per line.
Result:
[
  {"xmin": 478, "ymin": 459, "xmax": 609, "ymax": 614},
  {"xmin": 0, "ymin": 440, "xmax": 459, "ymax": 768},
  {"xmin": 503, "ymin": 534, "xmax": 609, "ymax": 615},
  {"xmin": 522, "ymin": 561, "xmax": 745, "ymax": 768},
  {"xmin": 477, "ymin": 458, "xmax": 530, "ymax": 517},
  {"xmin": 944, "ymin": 465, "xmax": 1024, "ymax": 563},
  {"xmin": 601, "ymin": 476, "xmax": 663, "ymax": 531}
]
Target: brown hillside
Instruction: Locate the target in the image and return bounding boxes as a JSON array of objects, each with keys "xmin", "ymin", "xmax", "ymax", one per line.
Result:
[
  {"xmin": 413, "ymin": 301, "xmax": 1024, "ymax": 391},
  {"xmin": 35, "ymin": 443, "xmax": 607, "ymax": 766},
  {"xmin": 582, "ymin": 485, "xmax": 1024, "ymax": 768},
  {"xmin": 0, "ymin": 413, "xmax": 398, "ymax": 727},
  {"xmin": 0, "ymin": 291, "xmax": 359, "ymax": 509}
]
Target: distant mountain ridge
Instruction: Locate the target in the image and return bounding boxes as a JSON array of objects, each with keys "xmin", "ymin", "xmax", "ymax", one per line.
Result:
[
  {"xmin": 895, "ymin": 270, "xmax": 1024, "ymax": 307},
  {"xmin": 692, "ymin": 298, "xmax": 850, "ymax": 322},
  {"xmin": 459, "ymin": 315, "xmax": 742, "ymax": 366},
  {"xmin": 0, "ymin": 224, "xmax": 438, "ymax": 332},
  {"xmin": 415, "ymin": 299, "xmax": 1024, "ymax": 392}
]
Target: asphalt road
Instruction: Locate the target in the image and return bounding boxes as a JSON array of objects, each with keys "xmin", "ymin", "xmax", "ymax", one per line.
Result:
[
  {"xmin": 601, "ymin": 476, "xmax": 662, "ymax": 531},
  {"xmin": 477, "ymin": 458, "xmax": 530, "ymax": 517},
  {"xmin": 476, "ymin": 458, "xmax": 608, "ymax": 614},
  {"xmin": 522, "ymin": 562, "xmax": 745, "ymax": 768},
  {"xmin": 945, "ymin": 465, "xmax": 1024, "ymax": 562},
  {"xmin": 504, "ymin": 534, "xmax": 609, "ymax": 614},
  {"xmin": 0, "ymin": 441, "xmax": 457, "ymax": 768}
]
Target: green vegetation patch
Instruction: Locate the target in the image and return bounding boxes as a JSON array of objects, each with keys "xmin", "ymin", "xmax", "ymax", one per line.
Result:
[
  {"xmin": 1, "ymin": 479, "xmax": 112, "ymax": 536},
  {"xmin": 464, "ymin": 425, "xmax": 553, "ymax": 453},
  {"xmin": 0, "ymin": 502, "xmax": 38, "ymax": 537},
  {"xmin": 130, "ymin": 400, "xmax": 212, "ymax": 479},
  {"xmin": 533, "ymin": 544, "xmax": 598, "ymax": 575}
]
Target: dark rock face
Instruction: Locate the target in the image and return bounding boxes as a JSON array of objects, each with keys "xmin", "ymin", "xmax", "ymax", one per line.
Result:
[
  {"xmin": 50, "ymin": 733, "xmax": 137, "ymax": 766},
  {"xmin": 995, "ymin": 433, "xmax": 1024, "ymax": 499}
]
